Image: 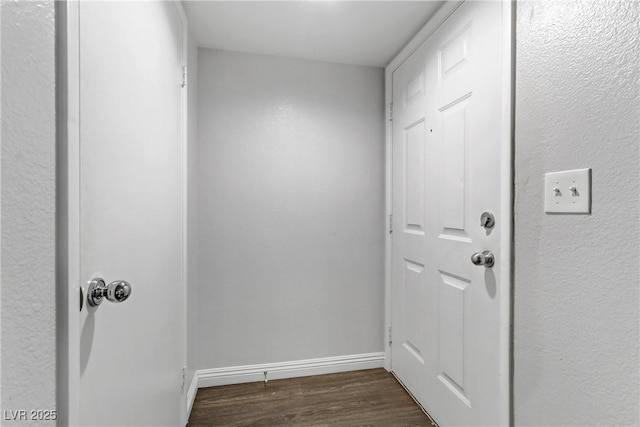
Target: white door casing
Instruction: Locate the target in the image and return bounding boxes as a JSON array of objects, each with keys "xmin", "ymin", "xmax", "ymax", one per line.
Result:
[
  {"xmin": 62, "ymin": 1, "xmax": 187, "ymax": 425},
  {"xmin": 389, "ymin": 1, "xmax": 511, "ymax": 426}
]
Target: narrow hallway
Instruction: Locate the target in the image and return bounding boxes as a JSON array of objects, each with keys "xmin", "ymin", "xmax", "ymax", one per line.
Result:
[{"xmin": 1, "ymin": 1, "xmax": 637, "ymax": 426}]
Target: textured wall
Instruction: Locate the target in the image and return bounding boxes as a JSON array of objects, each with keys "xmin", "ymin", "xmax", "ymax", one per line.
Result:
[
  {"xmin": 514, "ymin": 1, "xmax": 639, "ymax": 425},
  {"xmin": 1, "ymin": 0, "xmax": 57, "ymax": 422},
  {"xmin": 196, "ymin": 49, "xmax": 385, "ymax": 369}
]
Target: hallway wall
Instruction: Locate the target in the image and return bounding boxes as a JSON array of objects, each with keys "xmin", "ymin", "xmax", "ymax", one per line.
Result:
[
  {"xmin": 1, "ymin": 1, "xmax": 57, "ymax": 422},
  {"xmin": 514, "ymin": 1, "xmax": 639, "ymax": 425},
  {"xmin": 195, "ymin": 49, "xmax": 385, "ymax": 370},
  {"xmin": 186, "ymin": 29, "xmax": 200, "ymax": 388}
]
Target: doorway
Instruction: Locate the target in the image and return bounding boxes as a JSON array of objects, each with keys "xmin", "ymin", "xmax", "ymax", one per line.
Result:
[
  {"xmin": 387, "ymin": 1, "xmax": 512, "ymax": 425},
  {"xmin": 58, "ymin": 1, "xmax": 188, "ymax": 425}
]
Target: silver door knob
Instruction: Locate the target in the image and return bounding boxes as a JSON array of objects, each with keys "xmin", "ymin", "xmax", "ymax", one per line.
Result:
[
  {"xmin": 105, "ymin": 280, "xmax": 132, "ymax": 303},
  {"xmin": 87, "ymin": 278, "xmax": 132, "ymax": 306},
  {"xmin": 470, "ymin": 251, "xmax": 495, "ymax": 268}
]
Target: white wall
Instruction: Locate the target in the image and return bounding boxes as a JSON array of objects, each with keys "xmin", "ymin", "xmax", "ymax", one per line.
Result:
[
  {"xmin": 514, "ymin": 1, "xmax": 639, "ymax": 425},
  {"xmin": 1, "ymin": 0, "xmax": 57, "ymax": 422},
  {"xmin": 196, "ymin": 49, "xmax": 385, "ymax": 369},
  {"xmin": 186, "ymin": 31, "xmax": 199, "ymax": 382}
]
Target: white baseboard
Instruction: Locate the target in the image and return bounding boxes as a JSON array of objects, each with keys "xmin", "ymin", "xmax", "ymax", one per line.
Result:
[
  {"xmin": 197, "ymin": 352, "xmax": 385, "ymax": 389},
  {"xmin": 186, "ymin": 370, "xmax": 198, "ymax": 416}
]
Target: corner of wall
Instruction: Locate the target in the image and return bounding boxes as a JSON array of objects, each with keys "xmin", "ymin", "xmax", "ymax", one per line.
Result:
[{"xmin": 186, "ymin": 31, "xmax": 200, "ymax": 377}]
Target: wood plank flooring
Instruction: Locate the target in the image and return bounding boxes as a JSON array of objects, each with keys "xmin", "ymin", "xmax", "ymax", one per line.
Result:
[{"xmin": 187, "ymin": 368, "xmax": 435, "ymax": 427}]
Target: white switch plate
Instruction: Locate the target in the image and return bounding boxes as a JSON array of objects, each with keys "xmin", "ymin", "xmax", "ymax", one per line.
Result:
[{"xmin": 544, "ymin": 168, "xmax": 592, "ymax": 214}]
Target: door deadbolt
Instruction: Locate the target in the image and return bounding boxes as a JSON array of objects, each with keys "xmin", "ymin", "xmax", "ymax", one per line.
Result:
[{"xmin": 480, "ymin": 211, "xmax": 495, "ymax": 229}]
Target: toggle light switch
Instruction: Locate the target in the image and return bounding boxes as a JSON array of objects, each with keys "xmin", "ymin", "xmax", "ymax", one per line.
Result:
[{"xmin": 544, "ymin": 168, "xmax": 591, "ymax": 214}]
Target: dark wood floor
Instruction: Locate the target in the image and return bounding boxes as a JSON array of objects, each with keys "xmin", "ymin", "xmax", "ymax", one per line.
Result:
[{"xmin": 187, "ymin": 368, "xmax": 435, "ymax": 427}]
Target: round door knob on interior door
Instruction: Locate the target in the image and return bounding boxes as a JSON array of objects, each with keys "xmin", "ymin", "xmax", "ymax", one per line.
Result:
[
  {"xmin": 471, "ymin": 251, "xmax": 495, "ymax": 268},
  {"xmin": 105, "ymin": 280, "xmax": 132, "ymax": 303},
  {"xmin": 87, "ymin": 278, "xmax": 132, "ymax": 306}
]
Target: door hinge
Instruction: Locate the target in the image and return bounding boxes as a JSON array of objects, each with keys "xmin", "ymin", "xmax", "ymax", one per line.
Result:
[
  {"xmin": 181, "ymin": 366, "xmax": 186, "ymax": 389},
  {"xmin": 388, "ymin": 325, "xmax": 392, "ymax": 345},
  {"xmin": 387, "ymin": 103, "xmax": 393, "ymax": 122},
  {"xmin": 388, "ymin": 214, "xmax": 393, "ymax": 234},
  {"xmin": 181, "ymin": 65, "xmax": 187, "ymax": 88}
]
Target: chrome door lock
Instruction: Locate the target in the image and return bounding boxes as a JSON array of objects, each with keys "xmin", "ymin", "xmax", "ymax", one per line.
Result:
[
  {"xmin": 480, "ymin": 211, "xmax": 495, "ymax": 229},
  {"xmin": 87, "ymin": 277, "xmax": 132, "ymax": 307},
  {"xmin": 471, "ymin": 251, "xmax": 495, "ymax": 268}
]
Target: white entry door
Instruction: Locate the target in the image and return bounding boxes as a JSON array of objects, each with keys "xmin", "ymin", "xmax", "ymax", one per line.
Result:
[
  {"xmin": 391, "ymin": 1, "xmax": 508, "ymax": 426},
  {"xmin": 77, "ymin": 2, "xmax": 184, "ymax": 425}
]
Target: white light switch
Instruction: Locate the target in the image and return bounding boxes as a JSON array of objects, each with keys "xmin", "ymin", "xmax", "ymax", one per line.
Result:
[{"xmin": 544, "ymin": 168, "xmax": 591, "ymax": 214}]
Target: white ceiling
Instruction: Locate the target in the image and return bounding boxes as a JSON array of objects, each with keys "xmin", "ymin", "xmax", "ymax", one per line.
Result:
[{"xmin": 182, "ymin": 1, "xmax": 445, "ymax": 68}]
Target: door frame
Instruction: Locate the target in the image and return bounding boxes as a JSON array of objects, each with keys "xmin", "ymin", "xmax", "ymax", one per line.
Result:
[
  {"xmin": 56, "ymin": 1, "xmax": 190, "ymax": 424},
  {"xmin": 383, "ymin": 1, "xmax": 514, "ymax": 425}
]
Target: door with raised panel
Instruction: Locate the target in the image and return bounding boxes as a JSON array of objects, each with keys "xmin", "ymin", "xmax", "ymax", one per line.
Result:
[
  {"xmin": 391, "ymin": 1, "xmax": 507, "ymax": 425},
  {"xmin": 77, "ymin": 2, "xmax": 184, "ymax": 425}
]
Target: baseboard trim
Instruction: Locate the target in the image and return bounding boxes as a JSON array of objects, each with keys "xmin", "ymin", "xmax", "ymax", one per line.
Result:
[
  {"xmin": 197, "ymin": 352, "xmax": 385, "ymax": 389},
  {"xmin": 186, "ymin": 371, "xmax": 198, "ymax": 417}
]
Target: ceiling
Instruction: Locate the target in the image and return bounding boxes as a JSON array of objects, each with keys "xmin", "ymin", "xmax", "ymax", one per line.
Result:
[{"xmin": 182, "ymin": 1, "xmax": 445, "ymax": 68}]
